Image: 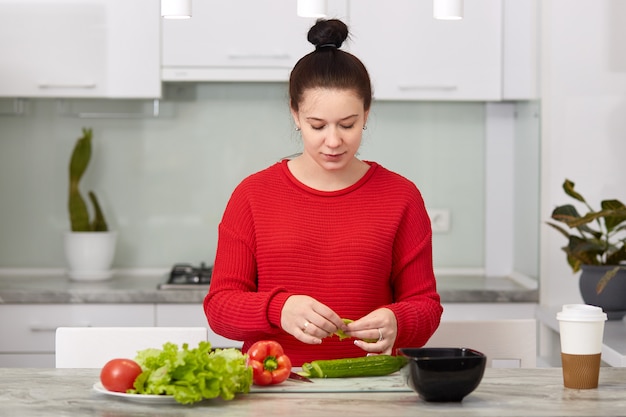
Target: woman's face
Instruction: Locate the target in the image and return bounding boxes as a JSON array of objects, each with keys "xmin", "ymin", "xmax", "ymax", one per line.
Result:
[{"xmin": 291, "ymin": 88, "xmax": 369, "ymax": 172}]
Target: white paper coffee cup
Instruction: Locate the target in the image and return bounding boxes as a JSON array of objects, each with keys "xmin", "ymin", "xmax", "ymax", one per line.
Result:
[
  {"xmin": 557, "ymin": 304, "xmax": 607, "ymax": 354},
  {"xmin": 556, "ymin": 304, "xmax": 607, "ymax": 389}
]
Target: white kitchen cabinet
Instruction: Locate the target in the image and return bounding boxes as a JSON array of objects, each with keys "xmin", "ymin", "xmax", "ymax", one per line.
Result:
[
  {"xmin": 161, "ymin": 0, "xmax": 348, "ymax": 82},
  {"xmin": 155, "ymin": 304, "xmax": 242, "ymax": 349},
  {"xmin": 502, "ymin": 0, "xmax": 539, "ymax": 100},
  {"xmin": 0, "ymin": 304, "xmax": 154, "ymax": 367},
  {"xmin": 440, "ymin": 303, "xmax": 537, "ymax": 321},
  {"xmin": 348, "ymin": 0, "xmax": 503, "ymax": 101},
  {"xmin": 0, "ymin": 0, "xmax": 161, "ymax": 98}
]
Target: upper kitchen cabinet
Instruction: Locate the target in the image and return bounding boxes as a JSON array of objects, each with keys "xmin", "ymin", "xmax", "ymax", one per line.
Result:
[
  {"xmin": 348, "ymin": 0, "xmax": 503, "ymax": 101},
  {"xmin": 161, "ymin": 0, "xmax": 348, "ymax": 82},
  {"xmin": 0, "ymin": 0, "xmax": 161, "ymax": 99},
  {"xmin": 502, "ymin": 0, "xmax": 539, "ymax": 100}
]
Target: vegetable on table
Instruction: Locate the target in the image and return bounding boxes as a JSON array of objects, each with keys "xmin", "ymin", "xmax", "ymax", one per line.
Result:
[
  {"xmin": 334, "ymin": 318, "xmax": 378, "ymax": 343},
  {"xmin": 131, "ymin": 341, "xmax": 252, "ymax": 404},
  {"xmin": 100, "ymin": 358, "xmax": 143, "ymax": 393},
  {"xmin": 299, "ymin": 354, "xmax": 408, "ymax": 378},
  {"xmin": 246, "ymin": 340, "xmax": 292, "ymax": 386}
]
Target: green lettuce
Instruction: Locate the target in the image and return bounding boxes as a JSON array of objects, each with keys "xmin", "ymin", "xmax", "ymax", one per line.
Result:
[{"xmin": 130, "ymin": 341, "xmax": 252, "ymax": 404}]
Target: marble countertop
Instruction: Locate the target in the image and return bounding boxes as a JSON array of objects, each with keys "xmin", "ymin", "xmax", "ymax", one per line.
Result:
[
  {"xmin": 2, "ymin": 367, "xmax": 625, "ymax": 417},
  {"xmin": 0, "ymin": 270, "xmax": 538, "ymax": 304}
]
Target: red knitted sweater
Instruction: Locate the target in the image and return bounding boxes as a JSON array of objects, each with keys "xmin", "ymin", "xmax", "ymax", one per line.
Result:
[{"xmin": 204, "ymin": 160, "xmax": 442, "ymax": 366}]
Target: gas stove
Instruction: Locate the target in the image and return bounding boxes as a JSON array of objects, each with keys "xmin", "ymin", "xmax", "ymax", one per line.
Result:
[{"xmin": 157, "ymin": 262, "xmax": 213, "ymax": 290}]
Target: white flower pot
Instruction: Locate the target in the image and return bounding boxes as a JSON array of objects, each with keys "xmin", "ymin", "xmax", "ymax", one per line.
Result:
[{"xmin": 64, "ymin": 231, "xmax": 117, "ymax": 281}]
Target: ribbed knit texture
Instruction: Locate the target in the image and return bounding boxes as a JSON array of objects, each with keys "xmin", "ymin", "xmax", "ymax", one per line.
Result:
[{"xmin": 204, "ymin": 160, "xmax": 442, "ymax": 366}]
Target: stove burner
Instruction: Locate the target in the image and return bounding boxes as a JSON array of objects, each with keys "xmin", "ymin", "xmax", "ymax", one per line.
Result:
[{"xmin": 157, "ymin": 262, "xmax": 213, "ymax": 290}]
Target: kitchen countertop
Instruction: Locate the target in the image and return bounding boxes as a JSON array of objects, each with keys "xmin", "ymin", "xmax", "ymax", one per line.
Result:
[
  {"xmin": 2, "ymin": 367, "xmax": 625, "ymax": 417},
  {"xmin": 0, "ymin": 270, "xmax": 538, "ymax": 304}
]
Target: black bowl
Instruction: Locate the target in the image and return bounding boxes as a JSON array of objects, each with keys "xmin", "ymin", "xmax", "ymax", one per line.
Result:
[{"xmin": 398, "ymin": 347, "xmax": 486, "ymax": 402}]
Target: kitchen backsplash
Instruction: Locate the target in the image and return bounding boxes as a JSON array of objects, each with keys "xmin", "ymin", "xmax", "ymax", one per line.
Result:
[{"xmin": 0, "ymin": 83, "xmax": 504, "ymax": 270}]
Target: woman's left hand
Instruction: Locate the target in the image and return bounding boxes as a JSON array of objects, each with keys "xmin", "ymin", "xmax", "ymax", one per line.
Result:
[{"xmin": 346, "ymin": 308, "xmax": 397, "ymax": 355}]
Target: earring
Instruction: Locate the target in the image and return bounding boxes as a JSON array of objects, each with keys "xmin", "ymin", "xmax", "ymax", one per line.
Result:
[
  {"xmin": 295, "ymin": 126, "xmax": 301, "ymax": 131},
  {"xmin": 363, "ymin": 125, "xmax": 368, "ymax": 130}
]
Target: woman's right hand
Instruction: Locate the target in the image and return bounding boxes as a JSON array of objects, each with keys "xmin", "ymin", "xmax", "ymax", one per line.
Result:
[{"xmin": 281, "ymin": 295, "xmax": 346, "ymax": 344}]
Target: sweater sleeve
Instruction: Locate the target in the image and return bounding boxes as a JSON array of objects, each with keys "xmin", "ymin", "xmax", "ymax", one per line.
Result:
[
  {"xmin": 384, "ymin": 186, "xmax": 442, "ymax": 350},
  {"xmin": 203, "ymin": 182, "xmax": 293, "ymax": 341}
]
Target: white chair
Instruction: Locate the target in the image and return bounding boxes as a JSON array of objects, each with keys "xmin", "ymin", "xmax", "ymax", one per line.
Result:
[
  {"xmin": 55, "ymin": 327, "xmax": 208, "ymax": 368},
  {"xmin": 423, "ymin": 319, "xmax": 537, "ymax": 368}
]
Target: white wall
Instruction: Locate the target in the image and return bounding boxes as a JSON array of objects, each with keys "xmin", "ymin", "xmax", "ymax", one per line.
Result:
[
  {"xmin": 0, "ymin": 84, "xmax": 488, "ymax": 269},
  {"xmin": 540, "ymin": 0, "xmax": 626, "ymax": 307}
]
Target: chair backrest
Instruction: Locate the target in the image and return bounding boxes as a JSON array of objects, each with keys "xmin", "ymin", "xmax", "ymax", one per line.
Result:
[
  {"xmin": 423, "ymin": 319, "xmax": 537, "ymax": 368},
  {"xmin": 55, "ymin": 327, "xmax": 208, "ymax": 368}
]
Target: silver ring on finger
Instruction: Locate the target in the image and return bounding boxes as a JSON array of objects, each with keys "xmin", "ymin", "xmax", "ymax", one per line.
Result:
[
  {"xmin": 378, "ymin": 328, "xmax": 384, "ymax": 342},
  {"xmin": 303, "ymin": 320, "xmax": 310, "ymax": 333}
]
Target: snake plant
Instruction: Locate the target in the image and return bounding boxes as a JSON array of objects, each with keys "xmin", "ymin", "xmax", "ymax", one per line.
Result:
[{"xmin": 68, "ymin": 127, "xmax": 108, "ymax": 232}]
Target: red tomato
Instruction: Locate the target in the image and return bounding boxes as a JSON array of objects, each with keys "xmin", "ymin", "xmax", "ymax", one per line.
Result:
[{"xmin": 100, "ymin": 358, "xmax": 143, "ymax": 393}]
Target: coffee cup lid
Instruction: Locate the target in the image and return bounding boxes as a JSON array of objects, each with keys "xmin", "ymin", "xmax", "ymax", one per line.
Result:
[{"xmin": 556, "ymin": 304, "xmax": 607, "ymax": 322}]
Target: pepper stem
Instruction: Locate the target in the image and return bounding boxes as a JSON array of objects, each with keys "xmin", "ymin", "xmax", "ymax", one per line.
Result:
[{"xmin": 263, "ymin": 356, "xmax": 279, "ymax": 371}]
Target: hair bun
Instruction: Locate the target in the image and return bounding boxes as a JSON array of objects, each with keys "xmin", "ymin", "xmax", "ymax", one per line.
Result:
[{"xmin": 307, "ymin": 19, "xmax": 349, "ymax": 49}]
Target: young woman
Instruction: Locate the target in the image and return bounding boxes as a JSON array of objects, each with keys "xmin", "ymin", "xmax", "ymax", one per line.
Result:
[{"xmin": 204, "ymin": 19, "xmax": 442, "ymax": 366}]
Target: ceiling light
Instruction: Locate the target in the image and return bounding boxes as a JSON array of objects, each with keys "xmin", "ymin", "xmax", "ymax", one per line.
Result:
[
  {"xmin": 434, "ymin": 0, "xmax": 464, "ymax": 20},
  {"xmin": 161, "ymin": 0, "xmax": 192, "ymax": 19},
  {"xmin": 297, "ymin": 0, "xmax": 327, "ymax": 18}
]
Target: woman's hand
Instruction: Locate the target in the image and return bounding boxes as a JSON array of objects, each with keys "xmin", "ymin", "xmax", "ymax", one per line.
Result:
[
  {"xmin": 281, "ymin": 295, "xmax": 346, "ymax": 344},
  {"xmin": 347, "ymin": 308, "xmax": 397, "ymax": 355}
]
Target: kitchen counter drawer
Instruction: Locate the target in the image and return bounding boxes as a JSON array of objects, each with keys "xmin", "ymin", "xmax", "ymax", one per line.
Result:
[
  {"xmin": 0, "ymin": 353, "xmax": 54, "ymax": 368},
  {"xmin": 0, "ymin": 304, "xmax": 154, "ymax": 353}
]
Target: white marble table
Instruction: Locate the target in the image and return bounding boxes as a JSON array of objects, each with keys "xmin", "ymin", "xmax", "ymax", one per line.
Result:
[{"xmin": 2, "ymin": 367, "xmax": 626, "ymax": 417}]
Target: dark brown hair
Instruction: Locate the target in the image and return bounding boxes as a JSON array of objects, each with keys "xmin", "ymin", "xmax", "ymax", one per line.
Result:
[{"xmin": 289, "ymin": 19, "xmax": 372, "ymax": 112}]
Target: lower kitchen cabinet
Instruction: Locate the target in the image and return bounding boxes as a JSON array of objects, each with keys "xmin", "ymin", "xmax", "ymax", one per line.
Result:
[
  {"xmin": 0, "ymin": 304, "xmax": 154, "ymax": 368},
  {"xmin": 155, "ymin": 304, "xmax": 242, "ymax": 349},
  {"xmin": 0, "ymin": 303, "xmax": 242, "ymax": 368},
  {"xmin": 0, "ymin": 354, "xmax": 55, "ymax": 368},
  {"xmin": 440, "ymin": 303, "xmax": 537, "ymax": 321},
  {"xmin": 3, "ymin": 302, "xmax": 534, "ymax": 368}
]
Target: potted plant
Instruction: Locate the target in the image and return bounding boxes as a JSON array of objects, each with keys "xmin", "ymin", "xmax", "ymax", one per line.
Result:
[
  {"xmin": 547, "ymin": 179, "xmax": 626, "ymax": 318},
  {"xmin": 64, "ymin": 127, "xmax": 117, "ymax": 281}
]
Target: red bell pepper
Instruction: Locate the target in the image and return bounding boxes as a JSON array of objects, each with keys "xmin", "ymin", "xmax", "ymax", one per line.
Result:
[{"xmin": 246, "ymin": 340, "xmax": 292, "ymax": 386}]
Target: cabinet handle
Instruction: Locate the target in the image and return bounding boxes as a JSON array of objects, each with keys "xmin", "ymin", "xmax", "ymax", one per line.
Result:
[
  {"xmin": 0, "ymin": 99, "xmax": 25, "ymax": 116},
  {"xmin": 38, "ymin": 82, "xmax": 96, "ymax": 90},
  {"xmin": 56, "ymin": 99, "xmax": 161, "ymax": 119},
  {"xmin": 29, "ymin": 323, "xmax": 91, "ymax": 332},
  {"xmin": 227, "ymin": 53, "xmax": 291, "ymax": 60},
  {"xmin": 397, "ymin": 84, "xmax": 458, "ymax": 91}
]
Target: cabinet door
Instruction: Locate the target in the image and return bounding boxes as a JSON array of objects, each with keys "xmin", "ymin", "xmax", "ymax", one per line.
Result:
[
  {"xmin": 502, "ymin": 0, "xmax": 539, "ymax": 100},
  {"xmin": 162, "ymin": 0, "xmax": 348, "ymax": 81},
  {"xmin": 0, "ymin": 304, "xmax": 154, "ymax": 354},
  {"xmin": 0, "ymin": 353, "xmax": 54, "ymax": 368},
  {"xmin": 0, "ymin": 0, "xmax": 160, "ymax": 98},
  {"xmin": 349, "ymin": 0, "xmax": 502, "ymax": 101}
]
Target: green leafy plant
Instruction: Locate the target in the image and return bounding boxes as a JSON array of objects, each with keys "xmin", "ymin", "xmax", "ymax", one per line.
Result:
[
  {"xmin": 547, "ymin": 179, "xmax": 626, "ymax": 293},
  {"xmin": 68, "ymin": 127, "xmax": 108, "ymax": 232}
]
